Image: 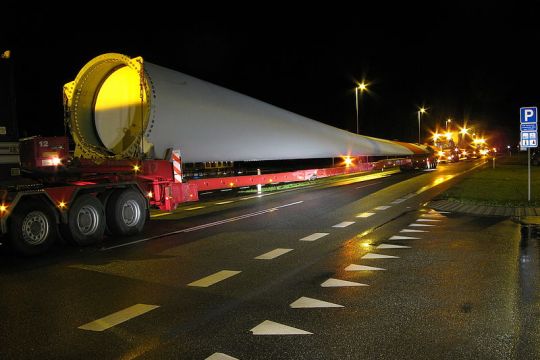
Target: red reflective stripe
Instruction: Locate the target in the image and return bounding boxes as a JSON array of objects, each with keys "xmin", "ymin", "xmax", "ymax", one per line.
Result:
[{"xmin": 172, "ymin": 154, "xmax": 181, "ymax": 162}]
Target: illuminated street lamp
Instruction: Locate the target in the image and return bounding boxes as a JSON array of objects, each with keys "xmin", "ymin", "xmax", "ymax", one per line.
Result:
[
  {"xmin": 446, "ymin": 118, "xmax": 452, "ymax": 131},
  {"xmin": 355, "ymin": 82, "xmax": 368, "ymax": 134},
  {"xmin": 417, "ymin": 107, "xmax": 427, "ymax": 143}
]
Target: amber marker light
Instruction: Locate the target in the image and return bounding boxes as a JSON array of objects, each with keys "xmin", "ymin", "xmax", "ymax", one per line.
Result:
[
  {"xmin": 0, "ymin": 204, "xmax": 7, "ymax": 213},
  {"xmin": 133, "ymin": 164, "xmax": 141, "ymax": 172},
  {"xmin": 58, "ymin": 201, "xmax": 67, "ymax": 209}
]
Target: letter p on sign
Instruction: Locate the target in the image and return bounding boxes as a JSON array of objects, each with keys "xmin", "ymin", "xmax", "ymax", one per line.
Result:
[{"xmin": 521, "ymin": 107, "xmax": 538, "ymax": 123}]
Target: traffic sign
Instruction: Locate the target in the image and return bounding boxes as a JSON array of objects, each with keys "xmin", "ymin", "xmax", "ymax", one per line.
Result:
[
  {"xmin": 521, "ymin": 123, "xmax": 537, "ymax": 131},
  {"xmin": 520, "ymin": 107, "xmax": 538, "ymax": 123},
  {"xmin": 521, "ymin": 131, "xmax": 538, "ymax": 148}
]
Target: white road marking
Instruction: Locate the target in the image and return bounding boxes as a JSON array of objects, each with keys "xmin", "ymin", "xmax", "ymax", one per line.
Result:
[
  {"xmin": 389, "ymin": 235, "xmax": 420, "ymax": 240},
  {"xmin": 250, "ymin": 320, "xmax": 312, "ymax": 335},
  {"xmin": 429, "ymin": 210, "xmax": 450, "ymax": 214},
  {"xmin": 356, "ymin": 181, "xmax": 382, "ymax": 189},
  {"xmin": 185, "ymin": 206, "xmax": 205, "ymax": 211},
  {"xmin": 188, "ymin": 270, "xmax": 241, "ymax": 287},
  {"xmin": 376, "ymin": 244, "xmax": 411, "ymax": 249},
  {"xmin": 356, "ymin": 212, "xmax": 375, "ymax": 218},
  {"xmin": 332, "ymin": 221, "xmax": 355, "ymax": 228},
  {"xmin": 421, "ymin": 213, "xmax": 445, "ymax": 218},
  {"xmin": 374, "ymin": 206, "xmax": 391, "ymax": 210},
  {"xmin": 345, "ymin": 264, "xmax": 386, "ymax": 271},
  {"xmin": 206, "ymin": 353, "xmax": 239, "ymax": 360},
  {"xmin": 215, "ymin": 201, "xmax": 234, "ymax": 205},
  {"xmin": 300, "ymin": 233, "xmax": 329, "ymax": 241},
  {"xmin": 409, "ymin": 223, "xmax": 435, "ymax": 227},
  {"xmin": 220, "ymin": 189, "xmax": 233, "ymax": 192},
  {"xmin": 400, "ymin": 229, "xmax": 427, "ymax": 233},
  {"xmin": 150, "ymin": 212, "xmax": 173, "ymax": 218},
  {"xmin": 321, "ymin": 278, "xmax": 369, "ymax": 287},
  {"xmin": 78, "ymin": 304, "xmax": 159, "ymax": 332},
  {"xmin": 102, "ymin": 201, "xmax": 304, "ymax": 251},
  {"xmin": 290, "ymin": 296, "xmax": 344, "ymax": 308},
  {"xmin": 200, "ymin": 192, "xmax": 214, "ymax": 195},
  {"xmin": 391, "ymin": 199, "xmax": 406, "ymax": 204},
  {"xmin": 255, "ymin": 248, "xmax": 293, "ymax": 260},
  {"xmin": 417, "ymin": 218, "xmax": 441, "ymax": 222},
  {"xmin": 361, "ymin": 253, "xmax": 399, "ymax": 259}
]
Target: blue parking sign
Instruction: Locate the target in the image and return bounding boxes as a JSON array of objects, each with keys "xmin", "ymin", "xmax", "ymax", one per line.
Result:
[{"xmin": 520, "ymin": 107, "xmax": 538, "ymax": 123}]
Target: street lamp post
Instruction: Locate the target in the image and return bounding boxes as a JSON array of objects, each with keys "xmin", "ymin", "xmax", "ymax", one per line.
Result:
[
  {"xmin": 417, "ymin": 107, "xmax": 426, "ymax": 143},
  {"xmin": 446, "ymin": 118, "xmax": 452, "ymax": 131},
  {"xmin": 355, "ymin": 82, "xmax": 367, "ymax": 134}
]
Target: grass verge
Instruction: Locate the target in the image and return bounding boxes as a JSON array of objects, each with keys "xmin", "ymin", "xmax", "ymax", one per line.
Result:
[{"xmin": 441, "ymin": 154, "xmax": 540, "ymax": 206}]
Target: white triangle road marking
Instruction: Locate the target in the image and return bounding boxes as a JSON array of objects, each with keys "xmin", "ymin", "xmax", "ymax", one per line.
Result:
[
  {"xmin": 420, "ymin": 214, "xmax": 446, "ymax": 218},
  {"xmin": 377, "ymin": 244, "xmax": 411, "ymax": 249},
  {"xmin": 250, "ymin": 320, "xmax": 312, "ymax": 335},
  {"xmin": 429, "ymin": 210, "xmax": 450, "ymax": 214},
  {"xmin": 389, "ymin": 235, "xmax": 420, "ymax": 240},
  {"xmin": 417, "ymin": 218, "xmax": 441, "ymax": 222},
  {"xmin": 409, "ymin": 223, "xmax": 435, "ymax": 227},
  {"xmin": 361, "ymin": 253, "xmax": 399, "ymax": 259},
  {"xmin": 400, "ymin": 229, "xmax": 427, "ymax": 233},
  {"xmin": 345, "ymin": 264, "xmax": 386, "ymax": 271},
  {"xmin": 290, "ymin": 296, "xmax": 344, "ymax": 308},
  {"xmin": 206, "ymin": 353, "xmax": 239, "ymax": 360},
  {"xmin": 333, "ymin": 221, "xmax": 355, "ymax": 228},
  {"xmin": 321, "ymin": 278, "xmax": 369, "ymax": 287},
  {"xmin": 300, "ymin": 233, "xmax": 329, "ymax": 241}
]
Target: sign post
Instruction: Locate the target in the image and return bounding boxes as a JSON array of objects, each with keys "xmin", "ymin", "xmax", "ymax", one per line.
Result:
[{"xmin": 520, "ymin": 107, "xmax": 538, "ymax": 202}]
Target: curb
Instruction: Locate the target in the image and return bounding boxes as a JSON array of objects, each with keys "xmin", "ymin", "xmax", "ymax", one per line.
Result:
[{"xmin": 428, "ymin": 199, "xmax": 540, "ymax": 225}]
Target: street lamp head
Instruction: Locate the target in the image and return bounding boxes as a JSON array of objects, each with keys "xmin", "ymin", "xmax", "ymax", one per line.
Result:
[
  {"xmin": 419, "ymin": 107, "xmax": 426, "ymax": 114},
  {"xmin": 357, "ymin": 82, "xmax": 368, "ymax": 92}
]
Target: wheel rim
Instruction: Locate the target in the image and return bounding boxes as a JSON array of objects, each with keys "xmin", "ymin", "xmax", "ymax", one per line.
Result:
[
  {"xmin": 77, "ymin": 205, "xmax": 100, "ymax": 235},
  {"xmin": 22, "ymin": 211, "xmax": 50, "ymax": 245},
  {"xmin": 121, "ymin": 199, "xmax": 141, "ymax": 227}
]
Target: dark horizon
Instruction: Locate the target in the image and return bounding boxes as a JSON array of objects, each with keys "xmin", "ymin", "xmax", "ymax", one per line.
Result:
[{"xmin": 3, "ymin": 6, "xmax": 539, "ymax": 148}]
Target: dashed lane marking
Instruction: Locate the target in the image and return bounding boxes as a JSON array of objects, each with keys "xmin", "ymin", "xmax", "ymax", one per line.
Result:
[
  {"xmin": 345, "ymin": 264, "xmax": 386, "ymax": 271},
  {"xmin": 361, "ymin": 253, "xmax": 399, "ymax": 259},
  {"xmin": 389, "ymin": 235, "xmax": 420, "ymax": 240},
  {"xmin": 391, "ymin": 199, "xmax": 406, "ymax": 204},
  {"xmin": 400, "ymin": 229, "xmax": 427, "ymax": 233},
  {"xmin": 206, "ymin": 353, "xmax": 239, "ymax": 360},
  {"xmin": 417, "ymin": 218, "xmax": 441, "ymax": 222},
  {"xmin": 356, "ymin": 182, "xmax": 382, "ymax": 189},
  {"xmin": 150, "ymin": 212, "xmax": 173, "ymax": 218},
  {"xmin": 78, "ymin": 304, "xmax": 160, "ymax": 332},
  {"xmin": 321, "ymin": 278, "xmax": 369, "ymax": 287},
  {"xmin": 409, "ymin": 223, "xmax": 435, "ymax": 227},
  {"xmin": 215, "ymin": 201, "xmax": 234, "ymax": 205},
  {"xmin": 356, "ymin": 212, "xmax": 375, "ymax": 218},
  {"xmin": 374, "ymin": 206, "xmax": 391, "ymax": 210},
  {"xmin": 188, "ymin": 270, "xmax": 241, "ymax": 287},
  {"xmin": 290, "ymin": 296, "xmax": 344, "ymax": 308},
  {"xmin": 300, "ymin": 233, "xmax": 329, "ymax": 241},
  {"xmin": 185, "ymin": 206, "xmax": 205, "ymax": 211},
  {"xmin": 255, "ymin": 248, "xmax": 293, "ymax": 260},
  {"xmin": 332, "ymin": 221, "xmax": 355, "ymax": 228},
  {"xmin": 250, "ymin": 320, "xmax": 313, "ymax": 335},
  {"xmin": 377, "ymin": 244, "xmax": 411, "ymax": 249}
]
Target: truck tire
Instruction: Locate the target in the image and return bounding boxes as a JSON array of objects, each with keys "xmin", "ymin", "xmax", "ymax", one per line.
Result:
[
  {"xmin": 9, "ymin": 199, "xmax": 57, "ymax": 256},
  {"xmin": 62, "ymin": 194, "xmax": 106, "ymax": 246},
  {"xmin": 106, "ymin": 189, "xmax": 147, "ymax": 236}
]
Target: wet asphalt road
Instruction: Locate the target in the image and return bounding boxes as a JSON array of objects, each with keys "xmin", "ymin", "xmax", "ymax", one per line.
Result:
[{"xmin": 2, "ymin": 159, "xmax": 540, "ymax": 359}]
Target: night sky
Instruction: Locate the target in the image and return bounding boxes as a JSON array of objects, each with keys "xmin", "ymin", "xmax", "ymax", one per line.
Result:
[{"xmin": 3, "ymin": 5, "xmax": 540, "ymax": 147}]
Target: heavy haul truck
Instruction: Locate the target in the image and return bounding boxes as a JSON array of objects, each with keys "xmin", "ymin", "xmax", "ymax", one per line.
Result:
[{"xmin": 0, "ymin": 53, "xmax": 432, "ymax": 255}]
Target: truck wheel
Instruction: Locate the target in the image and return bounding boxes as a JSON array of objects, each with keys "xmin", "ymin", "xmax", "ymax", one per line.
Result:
[
  {"xmin": 106, "ymin": 189, "xmax": 147, "ymax": 236},
  {"xmin": 62, "ymin": 194, "xmax": 105, "ymax": 246},
  {"xmin": 9, "ymin": 200, "xmax": 57, "ymax": 256}
]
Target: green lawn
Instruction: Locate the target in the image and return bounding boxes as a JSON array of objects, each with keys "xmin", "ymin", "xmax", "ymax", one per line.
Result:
[{"xmin": 442, "ymin": 154, "xmax": 540, "ymax": 206}]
